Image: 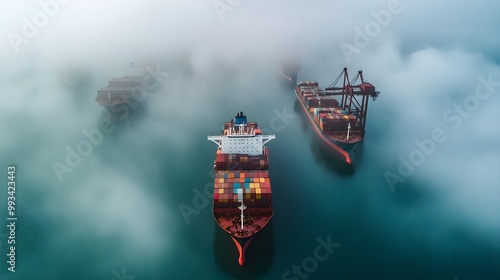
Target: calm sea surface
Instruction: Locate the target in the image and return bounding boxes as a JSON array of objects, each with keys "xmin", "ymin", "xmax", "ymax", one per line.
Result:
[{"xmin": 1, "ymin": 62, "xmax": 499, "ymax": 280}]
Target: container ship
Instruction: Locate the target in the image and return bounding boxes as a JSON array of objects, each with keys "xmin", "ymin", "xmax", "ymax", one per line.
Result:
[
  {"xmin": 294, "ymin": 68, "xmax": 379, "ymax": 164},
  {"xmin": 278, "ymin": 57, "xmax": 301, "ymax": 87},
  {"xmin": 208, "ymin": 112, "xmax": 275, "ymax": 266},
  {"xmin": 95, "ymin": 75, "xmax": 143, "ymax": 121},
  {"xmin": 95, "ymin": 63, "xmax": 154, "ymax": 121}
]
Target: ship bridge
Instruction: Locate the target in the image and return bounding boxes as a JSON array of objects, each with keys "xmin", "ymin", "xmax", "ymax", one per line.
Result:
[{"xmin": 208, "ymin": 112, "xmax": 275, "ymax": 156}]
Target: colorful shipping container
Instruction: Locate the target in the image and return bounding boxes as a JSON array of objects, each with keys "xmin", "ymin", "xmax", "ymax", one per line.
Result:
[{"xmin": 213, "ymin": 170, "xmax": 272, "ymax": 208}]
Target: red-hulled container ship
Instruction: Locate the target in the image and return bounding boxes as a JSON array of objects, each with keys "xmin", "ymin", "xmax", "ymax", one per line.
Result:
[
  {"xmin": 294, "ymin": 68, "xmax": 379, "ymax": 164},
  {"xmin": 208, "ymin": 112, "xmax": 275, "ymax": 266}
]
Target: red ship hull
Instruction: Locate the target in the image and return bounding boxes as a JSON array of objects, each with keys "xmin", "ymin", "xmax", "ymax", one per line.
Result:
[
  {"xmin": 294, "ymin": 87, "xmax": 359, "ymax": 164},
  {"xmin": 212, "ymin": 206, "xmax": 272, "ymax": 265},
  {"xmin": 212, "ymin": 165, "xmax": 273, "ymax": 265}
]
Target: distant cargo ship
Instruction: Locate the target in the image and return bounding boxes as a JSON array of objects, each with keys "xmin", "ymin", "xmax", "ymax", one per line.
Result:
[
  {"xmin": 95, "ymin": 63, "xmax": 155, "ymax": 121},
  {"xmin": 95, "ymin": 75, "xmax": 143, "ymax": 121},
  {"xmin": 278, "ymin": 57, "xmax": 301, "ymax": 87},
  {"xmin": 208, "ymin": 112, "xmax": 275, "ymax": 266},
  {"xmin": 294, "ymin": 68, "xmax": 379, "ymax": 164}
]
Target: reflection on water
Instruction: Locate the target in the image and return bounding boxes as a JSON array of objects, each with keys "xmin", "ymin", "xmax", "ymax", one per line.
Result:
[
  {"xmin": 293, "ymin": 99, "xmax": 357, "ymax": 176},
  {"xmin": 3, "ymin": 57, "xmax": 499, "ymax": 280},
  {"xmin": 309, "ymin": 139, "xmax": 356, "ymax": 177},
  {"xmin": 213, "ymin": 220, "xmax": 274, "ymax": 280},
  {"xmin": 294, "ymin": 99, "xmax": 310, "ymax": 133}
]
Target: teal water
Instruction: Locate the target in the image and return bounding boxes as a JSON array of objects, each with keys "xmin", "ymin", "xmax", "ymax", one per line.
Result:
[{"xmin": 1, "ymin": 57, "xmax": 499, "ymax": 280}]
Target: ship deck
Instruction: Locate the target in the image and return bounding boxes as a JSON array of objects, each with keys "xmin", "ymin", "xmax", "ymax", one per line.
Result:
[
  {"xmin": 324, "ymin": 131, "xmax": 363, "ymax": 144},
  {"xmin": 307, "ymin": 109, "xmax": 364, "ymax": 145},
  {"xmin": 213, "ymin": 208, "xmax": 273, "ymax": 238}
]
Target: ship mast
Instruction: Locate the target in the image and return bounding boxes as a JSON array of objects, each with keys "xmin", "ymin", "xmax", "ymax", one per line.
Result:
[
  {"xmin": 238, "ymin": 203, "xmax": 247, "ymax": 229},
  {"xmin": 347, "ymin": 122, "xmax": 351, "ymax": 141}
]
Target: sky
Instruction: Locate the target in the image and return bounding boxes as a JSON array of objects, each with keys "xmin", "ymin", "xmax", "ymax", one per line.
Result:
[{"xmin": 1, "ymin": 0, "xmax": 500, "ymax": 278}]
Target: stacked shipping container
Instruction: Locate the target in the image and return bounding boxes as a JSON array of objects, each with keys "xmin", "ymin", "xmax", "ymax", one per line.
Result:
[
  {"xmin": 305, "ymin": 96, "xmax": 339, "ymax": 108},
  {"xmin": 319, "ymin": 113, "xmax": 356, "ymax": 131},
  {"xmin": 310, "ymin": 107, "xmax": 357, "ymax": 132},
  {"xmin": 215, "ymin": 153, "xmax": 269, "ymax": 170},
  {"xmin": 213, "ymin": 170, "xmax": 272, "ymax": 208}
]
